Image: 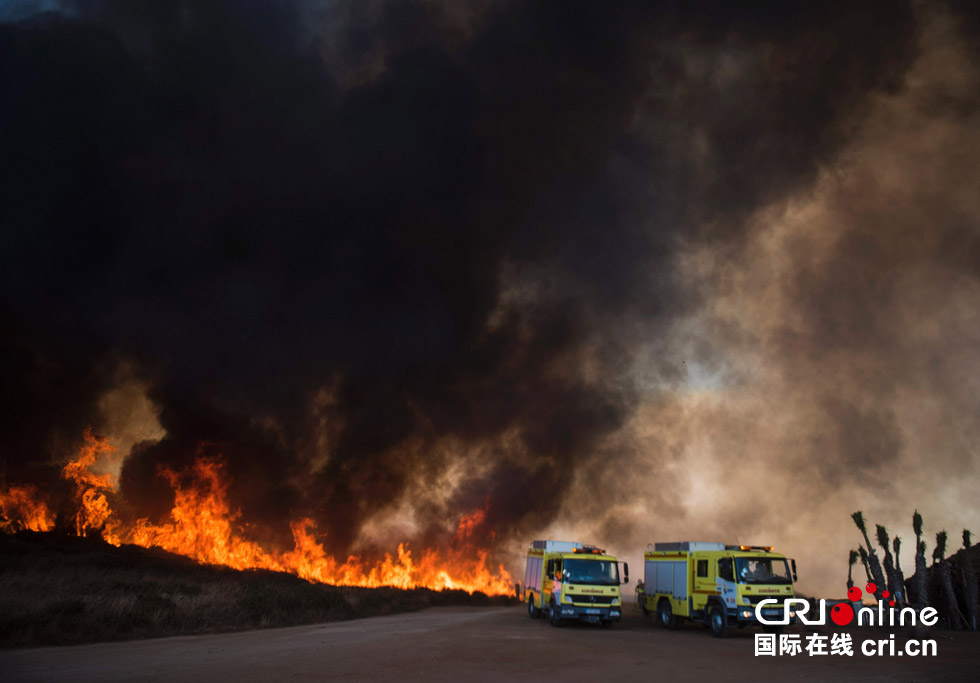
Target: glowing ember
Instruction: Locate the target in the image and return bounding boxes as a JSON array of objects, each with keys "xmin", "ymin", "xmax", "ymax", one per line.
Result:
[{"xmin": 1, "ymin": 431, "xmax": 513, "ymax": 596}]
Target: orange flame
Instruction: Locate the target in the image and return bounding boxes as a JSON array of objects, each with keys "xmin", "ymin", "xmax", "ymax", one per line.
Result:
[
  {"xmin": 62, "ymin": 427, "xmax": 118, "ymax": 539},
  {"xmin": 130, "ymin": 457, "xmax": 277, "ymax": 570},
  {"xmin": 2, "ymin": 431, "xmax": 513, "ymax": 596},
  {"xmin": 0, "ymin": 484, "xmax": 54, "ymax": 532}
]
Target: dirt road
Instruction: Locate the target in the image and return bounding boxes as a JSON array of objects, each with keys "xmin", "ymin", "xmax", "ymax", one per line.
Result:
[{"xmin": 2, "ymin": 606, "xmax": 976, "ymax": 682}]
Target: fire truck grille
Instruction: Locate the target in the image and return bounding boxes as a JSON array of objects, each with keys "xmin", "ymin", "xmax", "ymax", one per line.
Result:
[
  {"xmin": 572, "ymin": 595, "xmax": 615, "ymax": 605},
  {"xmin": 745, "ymin": 596, "xmax": 786, "ymax": 605}
]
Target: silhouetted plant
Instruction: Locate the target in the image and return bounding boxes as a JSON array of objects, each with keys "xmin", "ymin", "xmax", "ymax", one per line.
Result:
[
  {"xmin": 911, "ymin": 510, "xmax": 928, "ymax": 609},
  {"xmin": 934, "ymin": 530, "xmax": 961, "ymax": 629},
  {"xmin": 851, "ymin": 511, "xmax": 886, "ymax": 599}
]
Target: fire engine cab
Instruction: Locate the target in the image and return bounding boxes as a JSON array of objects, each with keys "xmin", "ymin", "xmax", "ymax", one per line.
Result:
[
  {"xmin": 523, "ymin": 540, "xmax": 628, "ymax": 627},
  {"xmin": 636, "ymin": 541, "xmax": 798, "ymax": 637}
]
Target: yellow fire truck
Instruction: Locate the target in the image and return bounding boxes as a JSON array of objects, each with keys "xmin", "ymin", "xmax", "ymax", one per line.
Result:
[
  {"xmin": 523, "ymin": 540, "xmax": 628, "ymax": 627},
  {"xmin": 636, "ymin": 541, "xmax": 798, "ymax": 637}
]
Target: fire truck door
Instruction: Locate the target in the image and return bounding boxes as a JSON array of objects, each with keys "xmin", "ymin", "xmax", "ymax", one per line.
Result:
[{"xmin": 692, "ymin": 556, "xmax": 717, "ymax": 610}]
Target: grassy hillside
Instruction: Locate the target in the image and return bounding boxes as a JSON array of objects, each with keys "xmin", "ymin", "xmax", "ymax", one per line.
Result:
[{"xmin": 0, "ymin": 532, "xmax": 516, "ymax": 648}]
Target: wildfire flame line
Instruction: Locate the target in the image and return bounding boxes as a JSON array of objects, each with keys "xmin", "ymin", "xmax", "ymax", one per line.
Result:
[{"xmin": 0, "ymin": 429, "xmax": 513, "ymax": 595}]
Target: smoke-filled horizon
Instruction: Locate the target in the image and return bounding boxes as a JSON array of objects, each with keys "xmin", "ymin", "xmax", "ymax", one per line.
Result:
[{"xmin": 2, "ymin": 0, "xmax": 978, "ymax": 597}]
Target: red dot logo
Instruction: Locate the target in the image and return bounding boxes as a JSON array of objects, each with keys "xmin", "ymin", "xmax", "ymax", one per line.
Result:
[
  {"xmin": 889, "ymin": 600, "xmax": 895, "ymax": 606},
  {"xmin": 865, "ymin": 582, "xmax": 877, "ymax": 594},
  {"xmin": 831, "ymin": 603, "xmax": 854, "ymax": 626},
  {"xmin": 847, "ymin": 586, "xmax": 862, "ymax": 601},
  {"xmin": 882, "ymin": 590, "xmax": 890, "ymax": 599}
]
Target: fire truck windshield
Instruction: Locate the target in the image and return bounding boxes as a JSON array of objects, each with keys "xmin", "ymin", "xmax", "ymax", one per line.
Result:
[
  {"xmin": 735, "ymin": 557, "xmax": 792, "ymax": 584},
  {"xmin": 562, "ymin": 559, "xmax": 620, "ymax": 585}
]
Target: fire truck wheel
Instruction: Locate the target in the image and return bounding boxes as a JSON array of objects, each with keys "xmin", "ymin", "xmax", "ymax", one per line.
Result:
[
  {"xmin": 657, "ymin": 599, "xmax": 678, "ymax": 629},
  {"xmin": 527, "ymin": 597, "xmax": 540, "ymax": 618},
  {"xmin": 709, "ymin": 605, "xmax": 727, "ymax": 638},
  {"xmin": 548, "ymin": 600, "xmax": 563, "ymax": 627}
]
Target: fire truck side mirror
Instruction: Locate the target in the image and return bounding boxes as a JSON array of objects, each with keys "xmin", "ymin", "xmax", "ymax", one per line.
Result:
[
  {"xmin": 791, "ymin": 559, "xmax": 798, "ymax": 582},
  {"xmin": 623, "ymin": 562, "xmax": 630, "ymax": 584}
]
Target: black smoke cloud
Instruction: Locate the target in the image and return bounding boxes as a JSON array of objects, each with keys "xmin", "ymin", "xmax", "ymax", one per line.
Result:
[{"xmin": 0, "ymin": 0, "xmax": 930, "ymax": 559}]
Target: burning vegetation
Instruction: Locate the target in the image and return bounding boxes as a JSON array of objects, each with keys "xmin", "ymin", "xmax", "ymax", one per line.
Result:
[
  {"xmin": 0, "ymin": 430, "xmax": 513, "ymax": 596},
  {"xmin": 0, "ymin": 485, "xmax": 53, "ymax": 534}
]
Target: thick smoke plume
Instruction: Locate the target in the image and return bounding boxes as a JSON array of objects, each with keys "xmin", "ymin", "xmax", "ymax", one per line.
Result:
[{"xmin": 1, "ymin": 1, "xmax": 977, "ymax": 595}]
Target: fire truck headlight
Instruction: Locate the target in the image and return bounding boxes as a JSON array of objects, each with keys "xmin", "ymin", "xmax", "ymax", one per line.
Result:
[
  {"xmin": 741, "ymin": 610, "xmax": 752, "ymax": 619},
  {"xmin": 612, "ymin": 598, "xmax": 620, "ymax": 606},
  {"xmin": 562, "ymin": 594, "xmax": 573, "ymax": 604}
]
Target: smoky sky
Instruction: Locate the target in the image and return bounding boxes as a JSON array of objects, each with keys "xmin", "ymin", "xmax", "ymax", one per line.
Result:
[{"xmin": 2, "ymin": 0, "xmax": 975, "ymax": 575}]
